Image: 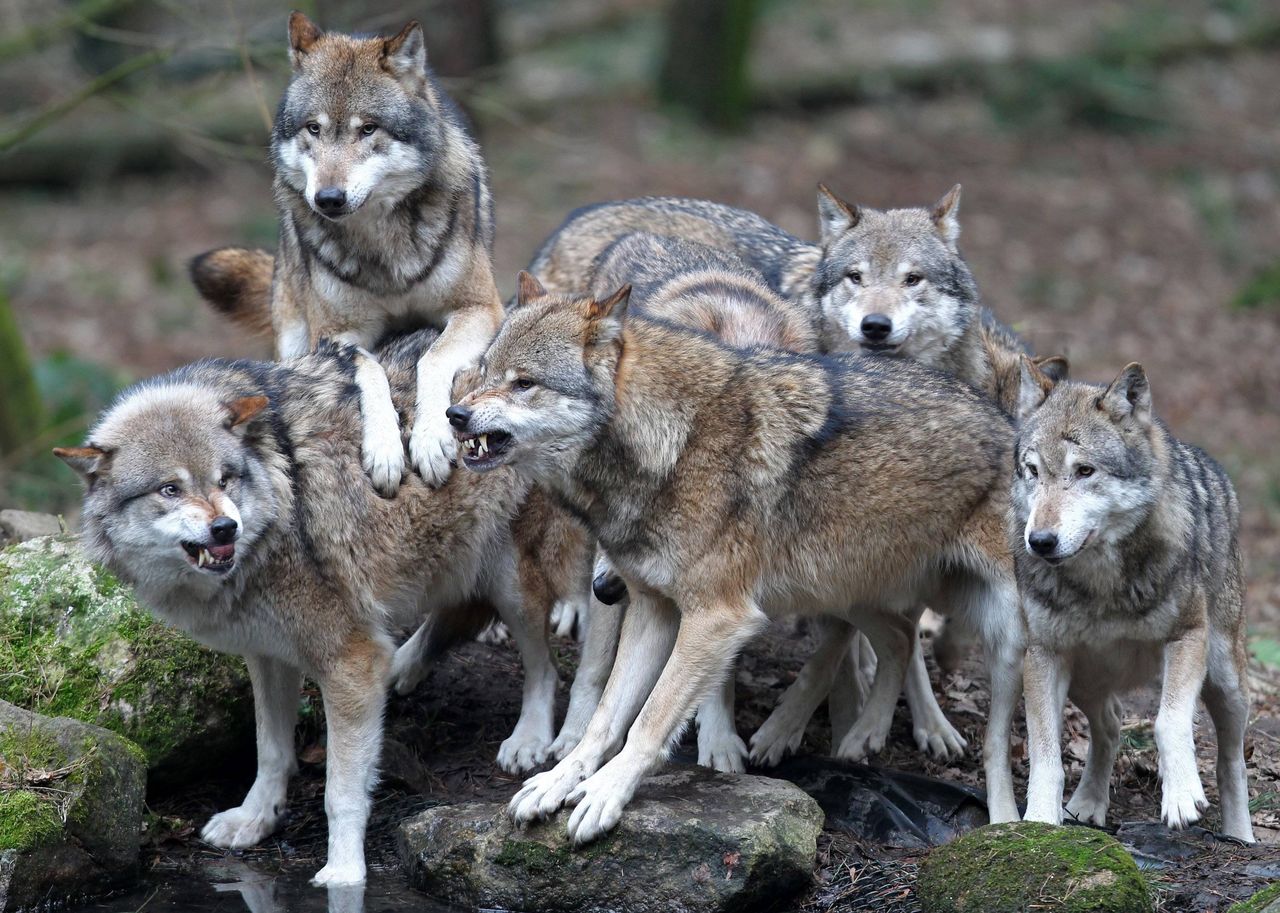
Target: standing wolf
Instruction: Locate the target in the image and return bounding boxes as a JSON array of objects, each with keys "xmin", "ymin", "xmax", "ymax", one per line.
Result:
[
  {"xmin": 191, "ymin": 13, "xmax": 503, "ymax": 494},
  {"xmin": 1013, "ymin": 359, "xmax": 1254, "ymax": 842},
  {"xmin": 449, "ymin": 275, "xmax": 1025, "ymax": 843},
  {"xmin": 54, "ymin": 331, "xmax": 558, "ymax": 885}
]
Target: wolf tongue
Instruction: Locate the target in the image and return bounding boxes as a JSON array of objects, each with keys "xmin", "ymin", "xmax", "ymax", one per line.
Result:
[{"xmin": 208, "ymin": 543, "xmax": 235, "ymax": 560}]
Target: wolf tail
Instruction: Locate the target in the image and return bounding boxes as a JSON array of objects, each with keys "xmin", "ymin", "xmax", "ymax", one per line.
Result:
[{"xmin": 189, "ymin": 246, "xmax": 275, "ymax": 336}]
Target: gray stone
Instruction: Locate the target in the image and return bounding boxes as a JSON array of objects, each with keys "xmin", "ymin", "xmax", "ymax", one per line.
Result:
[
  {"xmin": 397, "ymin": 766, "xmax": 824, "ymax": 913},
  {"xmin": 0, "ymin": 701, "xmax": 147, "ymax": 911},
  {"xmin": 0, "ymin": 512, "xmax": 60, "ymax": 548}
]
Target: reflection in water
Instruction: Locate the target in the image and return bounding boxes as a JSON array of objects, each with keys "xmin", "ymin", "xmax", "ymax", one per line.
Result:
[{"xmin": 80, "ymin": 861, "xmax": 462, "ymax": 913}]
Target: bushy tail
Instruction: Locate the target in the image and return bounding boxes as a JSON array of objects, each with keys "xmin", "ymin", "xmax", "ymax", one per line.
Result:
[{"xmin": 189, "ymin": 247, "xmax": 275, "ymax": 336}]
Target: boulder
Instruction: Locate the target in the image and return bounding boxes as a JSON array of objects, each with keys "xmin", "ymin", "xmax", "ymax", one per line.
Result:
[
  {"xmin": 917, "ymin": 822, "xmax": 1153, "ymax": 913},
  {"xmin": 0, "ymin": 701, "xmax": 147, "ymax": 911},
  {"xmin": 397, "ymin": 766, "xmax": 824, "ymax": 913},
  {"xmin": 0, "ymin": 512, "xmax": 61, "ymax": 548},
  {"xmin": 0, "ymin": 536, "xmax": 252, "ymax": 780},
  {"xmin": 1229, "ymin": 883, "xmax": 1280, "ymax": 913}
]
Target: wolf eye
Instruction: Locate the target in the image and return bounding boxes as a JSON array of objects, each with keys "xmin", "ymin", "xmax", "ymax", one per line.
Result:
[
  {"xmin": 159, "ymin": 483, "xmax": 181, "ymax": 498},
  {"xmin": 1025, "ymin": 464, "xmax": 1039, "ymax": 479},
  {"xmin": 360, "ymin": 123, "xmax": 378, "ymax": 136},
  {"xmin": 847, "ymin": 270, "xmax": 862, "ymax": 285},
  {"xmin": 306, "ymin": 121, "xmax": 321, "ymax": 136},
  {"xmin": 217, "ymin": 472, "xmax": 234, "ymax": 489},
  {"xmin": 512, "ymin": 378, "xmax": 535, "ymax": 392},
  {"xmin": 1076, "ymin": 465, "xmax": 1095, "ymax": 478},
  {"xmin": 904, "ymin": 272, "xmax": 924, "ymax": 287}
]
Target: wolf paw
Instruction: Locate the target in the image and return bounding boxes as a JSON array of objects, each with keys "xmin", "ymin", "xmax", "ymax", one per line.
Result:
[
  {"xmin": 362, "ymin": 424, "xmax": 405, "ymax": 497},
  {"xmin": 389, "ymin": 638, "xmax": 427, "ymax": 696},
  {"xmin": 550, "ymin": 600, "xmax": 585, "ymax": 640},
  {"xmin": 1161, "ymin": 778, "xmax": 1208, "ymax": 830},
  {"xmin": 509, "ymin": 759, "xmax": 590, "ymax": 825},
  {"xmin": 1066, "ymin": 790, "xmax": 1110, "ymax": 826},
  {"xmin": 311, "ymin": 859, "xmax": 366, "ymax": 887},
  {"xmin": 835, "ymin": 720, "xmax": 889, "ymax": 762},
  {"xmin": 201, "ymin": 804, "xmax": 281, "ymax": 849},
  {"xmin": 749, "ymin": 710, "xmax": 808, "ymax": 768},
  {"xmin": 476, "ymin": 620, "xmax": 510, "ymax": 645},
  {"xmin": 912, "ymin": 715, "xmax": 968, "ymax": 761},
  {"xmin": 409, "ymin": 415, "xmax": 456, "ymax": 487},
  {"xmin": 550, "ymin": 722, "xmax": 586, "ymax": 760},
  {"xmin": 565, "ymin": 763, "xmax": 639, "ymax": 845},
  {"xmin": 698, "ymin": 727, "xmax": 748, "ymax": 773},
  {"xmin": 497, "ymin": 727, "xmax": 553, "ymax": 774}
]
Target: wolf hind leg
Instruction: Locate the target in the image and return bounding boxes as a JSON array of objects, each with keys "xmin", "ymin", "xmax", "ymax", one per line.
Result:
[
  {"xmin": 491, "ymin": 574, "xmax": 559, "ymax": 774},
  {"xmin": 835, "ymin": 610, "xmax": 915, "ymax": 762},
  {"xmin": 1066, "ymin": 691, "xmax": 1122, "ymax": 826},
  {"xmin": 1202, "ymin": 629, "xmax": 1254, "ymax": 842},
  {"xmin": 903, "ymin": 632, "xmax": 967, "ymax": 760}
]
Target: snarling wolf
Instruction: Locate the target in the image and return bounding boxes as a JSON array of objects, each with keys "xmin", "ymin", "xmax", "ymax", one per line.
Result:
[
  {"xmin": 55, "ymin": 331, "xmax": 558, "ymax": 885},
  {"xmin": 190, "ymin": 12, "xmax": 503, "ymax": 495},
  {"xmin": 1013, "ymin": 359, "xmax": 1254, "ymax": 842},
  {"xmin": 449, "ymin": 275, "xmax": 1024, "ymax": 843}
]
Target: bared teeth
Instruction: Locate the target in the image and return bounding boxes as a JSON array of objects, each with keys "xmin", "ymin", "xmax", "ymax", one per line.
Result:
[
  {"xmin": 479, "ymin": 434, "xmax": 489, "ymax": 455},
  {"xmin": 198, "ymin": 549, "xmax": 209, "ymax": 567}
]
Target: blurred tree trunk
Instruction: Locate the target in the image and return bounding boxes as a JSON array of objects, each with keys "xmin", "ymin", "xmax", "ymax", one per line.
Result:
[
  {"xmin": 0, "ymin": 293, "xmax": 43, "ymax": 459},
  {"xmin": 657, "ymin": 0, "xmax": 759, "ymax": 130}
]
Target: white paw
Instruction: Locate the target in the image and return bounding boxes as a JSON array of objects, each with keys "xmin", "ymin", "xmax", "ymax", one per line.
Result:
[
  {"xmin": 550, "ymin": 723, "xmax": 586, "ymax": 761},
  {"xmin": 509, "ymin": 758, "xmax": 590, "ymax": 825},
  {"xmin": 835, "ymin": 719, "xmax": 890, "ymax": 762},
  {"xmin": 311, "ymin": 860, "xmax": 366, "ymax": 887},
  {"xmin": 1161, "ymin": 776, "xmax": 1208, "ymax": 830},
  {"xmin": 748, "ymin": 713, "xmax": 805, "ymax": 768},
  {"xmin": 409, "ymin": 414, "xmax": 456, "ymax": 487},
  {"xmin": 389, "ymin": 641, "xmax": 426, "ymax": 696},
  {"xmin": 1066, "ymin": 790, "xmax": 1110, "ymax": 826},
  {"xmin": 362, "ymin": 422, "xmax": 405, "ymax": 497},
  {"xmin": 698, "ymin": 728, "xmax": 748, "ymax": 773},
  {"xmin": 565, "ymin": 765, "xmax": 636, "ymax": 845},
  {"xmin": 913, "ymin": 716, "xmax": 968, "ymax": 761},
  {"xmin": 476, "ymin": 620, "xmax": 510, "ymax": 645},
  {"xmin": 550, "ymin": 600, "xmax": 584, "ymax": 640},
  {"xmin": 497, "ymin": 727, "xmax": 553, "ymax": 774},
  {"xmin": 1023, "ymin": 801, "xmax": 1065, "ymax": 826},
  {"xmin": 201, "ymin": 804, "xmax": 281, "ymax": 849}
]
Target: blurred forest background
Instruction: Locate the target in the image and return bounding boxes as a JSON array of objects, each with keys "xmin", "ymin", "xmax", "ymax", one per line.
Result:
[{"xmin": 1, "ymin": 0, "xmax": 1279, "ymax": 640}]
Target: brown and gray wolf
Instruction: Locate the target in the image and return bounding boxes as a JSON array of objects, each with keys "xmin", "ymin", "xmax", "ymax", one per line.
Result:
[
  {"xmin": 1014, "ymin": 358, "xmax": 1254, "ymax": 842},
  {"xmin": 447, "ymin": 273, "xmax": 1026, "ymax": 843},
  {"xmin": 54, "ymin": 331, "xmax": 560, "ymax": 886},
  {"xmin": 190, "ymin": 12, "xmax": 503, "ymax": 495}
]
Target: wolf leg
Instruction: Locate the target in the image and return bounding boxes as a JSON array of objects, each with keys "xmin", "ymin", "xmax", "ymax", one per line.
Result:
[
  {"xmin": 492, "ymin": 577, "xmax": 558, "ymax": 774},
  {"xmin": 351, "ymin": 347, "xmax": 405, "ymax": 497},
  {"xmin": 1065, "ymin": 690, "xmax": 1122, "ymax": 826},
  {"xmin": 1157, "ymin": 629, "xmax": 1210, "ymax": 830},
  {"xmin": 696, "ymin": 674, "xmax": 747, "ymax": 772},
  {"xmin": 553, "ymin": 596, "xmax": 623, "ymax": 759},
  {"xmin": 827, "ymin": 635, "xmax": 869, "ymax": 748},
  {"xmin": 311, "ymin": 637, "xmax": 392, "ymax": 887},
  {"xmin": 510, "ymin": 589, "xmax": 677, "ymax": 825},
  {"xmin": 565, "ymin": 594, "xmax": 768, "ymax": 844},
  {"xmin": 202, "ymin": 655, "xmax": 301, "ymax": 849},
  {"xmin": 1023, "ymin": 643, "xmax": 1069, "ymax": 824},
  {"xmin": 903, "ymin": 634, "xmax": 967, "ymax": 760},
  {"xmin": 1202, "ymin": 629, "xmax": 1255, "ymax": 842},
  {"xmin": 750, "ymin": 617, "xmax": 853, "ymax": 767},
  {"xmin": 835, "ymin": 611, "xmax": 915, "ymax": 761}
]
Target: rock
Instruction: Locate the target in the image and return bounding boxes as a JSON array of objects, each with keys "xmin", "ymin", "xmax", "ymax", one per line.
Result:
[
  {"xmin": 1229, "ymin": 882, "xmax": 1280, "ymax": 913},
  {"xmin": 0, "ymin": 512, "xmax": 61, "ymax": 548},
  {"xmin": 397, "ymin": 766, "xmax": 824, "ymax": 913},
  {"xmin": 0, "ymin": 535, "xmax": 252, "ymax": 780},
  {"xmin": 917, "ymin": 822, "xmax": 1153, "ymax": 913},
  {"xmin": 0, "ymin": 701, "xmax": 147, "ymax": 911}
]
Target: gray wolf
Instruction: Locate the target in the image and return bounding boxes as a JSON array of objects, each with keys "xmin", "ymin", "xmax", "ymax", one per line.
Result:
[
  {"xmin": 448, "ymin": 274, "xmax": 1025, "ymax": 843},
  {"xmin": 190, "ymin": 12, "xmax": 503, "ymax": 495},
  {"xmin": 54, "ymin": 331, "xmax": 559, "ymax": 885},
  {"xmin": 1014, "ymin": 358, "xmax": 1254, "ymax": 842}
]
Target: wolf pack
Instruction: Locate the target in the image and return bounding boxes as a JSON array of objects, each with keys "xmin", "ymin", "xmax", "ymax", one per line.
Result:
[{"xmin": 52, "ymin": 14, "xmax": 1257, "ymax": 887}]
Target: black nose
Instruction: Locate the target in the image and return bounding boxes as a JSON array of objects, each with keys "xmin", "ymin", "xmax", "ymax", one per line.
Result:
[
  {"xmin": 861, "ymin": 313, "xmax": 893, "ymax": 343},
  {"xmin": 314, "ymin": 187, "xmax": 347, "ymax": 213},
  {"xmin": 210, "ymin": 516, "xmax": 238, "ymax": 545},
  {"xmin": 592, "ymin": 570, "xmax": 629, "ymax": 606},
  {"xmin": 1028, "ymin": 530, "xmax": 1058, "ymax": 557},
  {"xmin": 446, "ymin": 404, "xmax": 472, "ymax": 431}
]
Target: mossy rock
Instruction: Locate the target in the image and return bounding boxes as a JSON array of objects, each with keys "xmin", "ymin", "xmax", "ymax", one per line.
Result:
[
  {"xmin": 1229, "ymin": 882, "xmax": 1280, "ymax": 913},
  {"xmin": 0, "ymin": 700, "xmax": 147, "ymax": 910},
  {"xmin": 917, "ymin": 822, "xmax": 1152, "ymax": 913},
  {"xmin": 0, "ymin": 535, "xmax": 252, "ymax": 779}
]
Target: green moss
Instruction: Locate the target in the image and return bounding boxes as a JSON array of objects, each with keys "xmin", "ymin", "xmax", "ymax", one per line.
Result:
[
  {"xmin": 0, "ymin": 790, "xmax": 63, "ymax": 851},
  {"xmin": 1229, "ymin": 882, "xmax": 1280, "ymax": 913},
  {"xmin": 494, "ymin": 838, "xmax": 567, "ymax": 874},
  {"xmin": 918, "ymin": 822, "xmax": 1152, "ymax": 913}
]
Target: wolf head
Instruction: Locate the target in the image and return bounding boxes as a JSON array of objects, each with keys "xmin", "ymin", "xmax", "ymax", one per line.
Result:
[
  {"xmin": 813, "ymin": 184, "xmax": 978, "ymax": 366},
  {"xmin": 447, "ymin": 272, "xmax": 627, "ymax": 480},
  {"xmin": 1012, "ymin": 358, "xmax": 1160, "ymax": 564},
  {"xmin": 272, "ymin": 13, "xmax": 436, "ymax": 220},
  {"xmin": 55, "ymin": 383, "xmax": 280, "ymax": 594}
]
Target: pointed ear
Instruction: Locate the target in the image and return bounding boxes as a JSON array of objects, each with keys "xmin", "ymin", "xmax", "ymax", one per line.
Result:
[
  {"xmin": 382, "ymin": 20, "xmax": 426, "ymax": 80},
  {"xmin": 586, "ymin": 284, "xmax": 630, "ymax": 347},
  {"xmin": 931, "ymin": 184, "xmax": 962, "ymax": 250},
  {"xmin": 223, "ymin": 396, "xmax": 269, "ymax": 435},
  {"xmin": 1017, "ymin": 354, "xmax": 1056, "ymax": 423},
  {"xmin": 288, "ymin": 11, "xmax": 323, "ymax": 69},
  {"xmin": 816, "ymin": 183, "xmax": 859, "ymax": 246},
  {"xmin": 1099, "ymin": 363, "xmax": 1151, "ymax": 427},
  {"xmin": 1034, "ymin": 355, "xmax": 1069, "ymax": 385},
  {"xmin": 516, "ymin": 271, "xmax": 548, "ymax": 307},
  {"xmin": 53, "ymin": 446, "xmax": 112, "ymax": 482}
]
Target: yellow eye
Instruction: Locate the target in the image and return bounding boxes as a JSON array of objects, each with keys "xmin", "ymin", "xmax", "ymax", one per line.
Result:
[{"xmin": 513, "ymin": 378, "xmax": 534, "ymax": 392}]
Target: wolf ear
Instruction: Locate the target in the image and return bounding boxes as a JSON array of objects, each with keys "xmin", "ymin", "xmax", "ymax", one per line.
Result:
[
  {"xmin": 816, "ymin": 183, "xmax": 859, "ymax": 246},
  {"xmin": 586, "ymin": 284, "xmax": 630, "ymax": 348},
  {"xmin": 931, "ymin": 184, "xmax": 962, "ymax": 251},
  {"xmin": 1099, "ymin": 362, "xmax": 1151, "ymax": 428},
  {"xmin": 1035, "ymin": 355, "xmax": 1069, "ymax": 384},
  {"xmin": 1017, "ymin": 354, "xmax": 1058, "ymax": 423},
  {"xmin": 53, "ymin": 446, "xmax": 113, "ymax": 483},
  {"xmin": 382, "ymin": 20, "xmax": 427, "ymax": 80},
  {"xmin": 515, "ymin": 270, "xmax": 548, "ymax": 307},
  {"xmin": 288, "ymin": 11, "xmax": 323, "ymax": 69},
  {"xmin": 223, "ymin": 396, "xmax": 269, "ymax": 436}
]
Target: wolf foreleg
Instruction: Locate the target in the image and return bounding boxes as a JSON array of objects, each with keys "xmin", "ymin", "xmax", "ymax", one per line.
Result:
[
  {"xmin": 1156, "ymin": 629, "xmax": 1210, "ymax": 830},
  {"xmin": 1022, "ymin": 643, "xmax": 1070, "ymax": 824}
]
